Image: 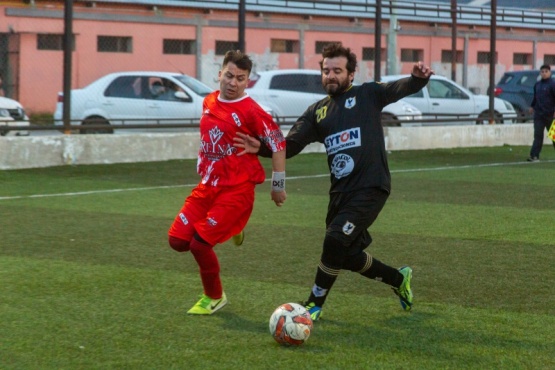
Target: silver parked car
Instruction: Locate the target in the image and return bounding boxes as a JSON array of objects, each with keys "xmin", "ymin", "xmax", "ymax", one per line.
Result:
[
  {"xmin": 246, "ymin": 69, "xmax": 422, "ymax": 126},
  {"xmin": 380, "ymin": 74, "xmax": 517, "ymax": 125},
  {"xmin": 0, "ymin": 96, "xmax": 29, "ymax": 136},
  {"xmin": 54, "ymin": 71, "xmax": 214, "ymax": 134}
]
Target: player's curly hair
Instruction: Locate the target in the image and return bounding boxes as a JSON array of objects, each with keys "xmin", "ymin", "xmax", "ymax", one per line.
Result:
[
  {"xmin": 319, "ymin": 43, "xmax": 357, "ymax": 74},
  {"xmin": 222, "ymin": 50, "xmax": 253, "ymax": 74}
]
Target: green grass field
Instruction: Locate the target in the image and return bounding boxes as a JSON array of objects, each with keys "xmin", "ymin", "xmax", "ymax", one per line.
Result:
[{"xmin": 1, "ymin": 145, "xmax": 554, "ymax": 369}]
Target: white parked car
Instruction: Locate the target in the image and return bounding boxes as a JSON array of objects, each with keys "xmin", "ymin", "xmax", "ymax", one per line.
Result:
[
  {"xmin": 54, "ymin": 71, "xmax": 214, "ymax": 134},
  {"xmin": 380, "ymin": 74, "xmax": 517, "ymax": 125},
  {"xmin": 0, "ymin": 96, "xmax": 29, "ymax": 136},
  {"xmin": 246, "ymin": 69, "xmax": 422, "ymax": 126}
]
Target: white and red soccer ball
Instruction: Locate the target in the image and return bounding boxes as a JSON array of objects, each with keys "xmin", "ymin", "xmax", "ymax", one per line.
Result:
[{"xmin": 269, "ymin": 302, "xmax": 313, "ymax": 346}]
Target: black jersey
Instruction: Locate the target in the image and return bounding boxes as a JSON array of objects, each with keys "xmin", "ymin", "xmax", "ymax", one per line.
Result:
[{"xmin": 286, "ymin": 75, "xmax": 429, "ymax": 194}]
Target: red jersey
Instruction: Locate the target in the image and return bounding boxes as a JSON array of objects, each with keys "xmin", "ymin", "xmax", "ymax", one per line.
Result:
[{"xmin": 197, "ymin": 91, "xmax": 285, "ymax": 187}]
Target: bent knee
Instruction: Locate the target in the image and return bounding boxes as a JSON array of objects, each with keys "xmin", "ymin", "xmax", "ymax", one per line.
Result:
[{"xmin": 168, "ymin": 236, "xmax": 190, "ymax": 252}]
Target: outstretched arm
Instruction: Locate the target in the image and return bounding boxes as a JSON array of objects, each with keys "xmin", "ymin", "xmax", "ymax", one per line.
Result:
[
  {"xmin": 411, "ymin": 61, "xmax": 434, "ymax": 79},
  {"xmin": 383, "ymin": 62, "xmax": 434, "ymax": 104},
  {"xmin": 233, "ymin": 132, "xmax": 261, "ymax": 156},
  {"xmin": 234, "ymin": 132, "xmax": 306, "ymax": 158},
  {"xmin": 234, "ymin": 132, "xmax": 287, "ymax": 207}
]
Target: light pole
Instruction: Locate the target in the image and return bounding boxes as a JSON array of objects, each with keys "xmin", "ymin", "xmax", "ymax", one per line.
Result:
[
  {"xmin": 62, "ymin": 0, "xmax": 72, "ymax": 134},
  {"xmin": 238, "ymin": 0, "xmax": 246, "ymax": 52}
]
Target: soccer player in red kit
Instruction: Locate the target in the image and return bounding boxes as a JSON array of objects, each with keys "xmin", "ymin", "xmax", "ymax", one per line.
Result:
[{"xmin": 168, "ymin": 50, "xmax": 286, "ymax": 315}]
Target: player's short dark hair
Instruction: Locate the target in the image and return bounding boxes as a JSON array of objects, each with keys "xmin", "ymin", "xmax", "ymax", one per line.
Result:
[
  {"xmin": 540, "ymin": 64, "xmax": 551, "ymax": 71},
  {"xmin": 318, "ymin": 43, "xmax": 357, "ymax": 74},
  {"xmin": 222, "ymin": 50, "xmax": 253, "ymax": 74}
]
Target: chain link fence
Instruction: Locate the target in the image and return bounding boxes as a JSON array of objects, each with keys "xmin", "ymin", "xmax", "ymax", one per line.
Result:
[{"xmin": 2, "ymin": 1, "xmax": 555, "ymax": 134}]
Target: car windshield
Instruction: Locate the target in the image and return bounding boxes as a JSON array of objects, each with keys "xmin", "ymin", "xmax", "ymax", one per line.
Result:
[
  {"xmin": 498, "ymin": 75, "xmax": 513, "ymax": 84},
  {"xmin": 174, "ymin": 75, "xmax": 213, "ymax": 97}
]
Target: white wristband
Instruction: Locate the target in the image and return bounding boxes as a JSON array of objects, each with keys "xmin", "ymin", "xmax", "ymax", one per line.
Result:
[{"xmin": 271, "ymin": 171, "xmax": 286, "ymax": 192}]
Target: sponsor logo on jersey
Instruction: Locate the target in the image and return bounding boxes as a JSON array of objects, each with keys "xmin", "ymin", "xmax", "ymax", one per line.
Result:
[
  {"xmin": 325, "ymin": 128, "xmax": 361, "ymax": 155},
  {"xmin": 179, "ymin": 212, "xmax": 188, "ymax": 225},
  {"xmin": 200, "ymin": 126, "xmax": 236, "ymax": 161},
  {"xmin": 331, "ymin": 153, "xmax": 354, "ymax": 179},
  {"xmin": 342, "ymin": 221, "xmax": 355, "ymax": 235},
  {"xmin": 231, "ymin": 112, "xmax": 242, "ymax": 127},
  {"xmin": 345, "ymin": 96, "xmax": 356, "ymax": 109},
  {"xmin": 207, "ymin": 217, "xmax": 218, "ymax": 227},
  {"xmin": 316, "ymin": 106, "xmax": 328, "ymax": 123}
]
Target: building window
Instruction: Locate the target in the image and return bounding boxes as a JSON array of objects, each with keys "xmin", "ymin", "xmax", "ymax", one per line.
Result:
[
  {"xmin": 271, "ymin": 39, "xmax": 299, "ymax": 53},
  {"xmin": 315, "ymin": 41, "xmax": 340, "ymax": 54},
  {"xmin": 163, "ymin": 39, "xmax": 196, "ymax": 55},
  {"xmin": 441, "ymin": 50, "xmax": 463, "ymax": 63},
  {"xmin": 513, "ymin": 53, "xmax": 532, "ymax": 65},
  {"xmin": 544, "ymin": 54, "xmax": 555, "ymax": 65},
  {"xmin": 215, "ymin": 41, "xmax": 239, "ymax": 55},
  {"xmin": 401, "ymin": 49, "xmax": 423, "ymax": 62},
  {"xmin": 97, "ymin": 36, "xmax": 132, "ymax": 53},
  {"xmin": 477, "ymin": 51, "xmax": 498, "ymax": 64},
  {"xmin": 37, "ymin": 34, "xmax": 74, "ymax": 51},
  {"xmin": 362, "ymin": 47, "xmax": 386, "ymax": 61}
]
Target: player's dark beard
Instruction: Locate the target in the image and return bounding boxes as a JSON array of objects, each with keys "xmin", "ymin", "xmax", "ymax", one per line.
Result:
[{"xmin": 323, "ymin": 78, "xmax": 351, "ymax": 97}]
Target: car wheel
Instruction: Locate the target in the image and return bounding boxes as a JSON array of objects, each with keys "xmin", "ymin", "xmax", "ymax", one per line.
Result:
[
  {"xmin": 381, "ymin": 113, "xmax": 401, "ymax": 127},
  {"xmin": 513, "ymin": 106, "xmax": 528, "ymax": 123},
  {"xmin": 476, "ymin": 112, "xmax": 503, "ymax": 125},
  {"xmin": 80, "ymin": 116, "xmax": 113, "ymax": 134}
]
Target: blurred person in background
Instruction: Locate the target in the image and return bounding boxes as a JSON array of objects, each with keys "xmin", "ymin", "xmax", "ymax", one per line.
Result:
[{"xmin": 527, "ymin": 64, "xmax": 555, "ymax": 162}]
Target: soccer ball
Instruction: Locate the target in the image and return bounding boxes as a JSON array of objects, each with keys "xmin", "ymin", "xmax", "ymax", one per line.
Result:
[{"xmin": 269, "ymin": 302, "xmax": 313, "ymax": 346}]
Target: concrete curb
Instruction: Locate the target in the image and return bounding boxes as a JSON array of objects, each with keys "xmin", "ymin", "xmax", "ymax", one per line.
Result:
[{"xmin": 0, "ymin": 124, "xmax": 548, "ymax": 170}]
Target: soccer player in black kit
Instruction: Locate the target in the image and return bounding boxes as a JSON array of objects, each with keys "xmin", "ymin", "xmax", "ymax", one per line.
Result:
[{"xmin": 235, "ymin": 43, "xmax": 433, "ymax": 320}]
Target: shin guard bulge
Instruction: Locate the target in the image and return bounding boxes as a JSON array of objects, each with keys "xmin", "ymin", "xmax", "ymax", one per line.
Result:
[{"xmin": 308, "ymin": 235, "xmax": 345, "ymax": 307}]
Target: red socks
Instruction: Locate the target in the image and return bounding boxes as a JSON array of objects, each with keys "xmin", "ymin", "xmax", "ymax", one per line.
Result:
[{"xmin": 189, "ymin": 237, "xmax": 222, "ymax": 299}]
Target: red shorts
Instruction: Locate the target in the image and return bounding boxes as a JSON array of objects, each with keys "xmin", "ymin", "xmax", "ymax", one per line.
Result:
[{"xmin": 168, "ymin": 181, "xmax": 255, "ymax": 246}]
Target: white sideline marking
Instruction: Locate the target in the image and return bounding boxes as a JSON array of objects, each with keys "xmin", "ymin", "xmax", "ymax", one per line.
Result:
[{"xmin": 0, "ymin": 160, "xmax": 552, "ymax": 201}]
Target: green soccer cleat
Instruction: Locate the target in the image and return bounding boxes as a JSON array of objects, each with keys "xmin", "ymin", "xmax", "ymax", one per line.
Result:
[
  {"xmin": 187, "ymin": 293, "xmax": 228, "ymax": 315},
  {"xmin": 303, "ymin": 301, "xmax": 322, "ymax": 321},
  {"xmin": 232, "ymin": 231, "xmax": 244, "ymax": 246},
  {"xmin": 393, "ymin": 266, "xmax": 413, "ymax": 312}
]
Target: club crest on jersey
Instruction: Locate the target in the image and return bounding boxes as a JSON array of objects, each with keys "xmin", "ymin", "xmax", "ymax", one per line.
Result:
[
  {"xmin": 209, "ymin": 126, "xmax": 224, "ymax": 144},
  {"xmin": 231, "ymin": 112, "xmax": 242, "ymax": 127},
  {"xmin": 207, "ymin": 217, "xmax": 218, "ymax": 227},
  {"xmin": 345, "ymin": 96, "xmax": 356, "ymax": 109},
  {"xmin": 330, "ymin": 153, "xmax": 354, "ymax": 179},
  {"xmin": 342, "ymin": 221, "xmax": 355, "ymax": 235}
]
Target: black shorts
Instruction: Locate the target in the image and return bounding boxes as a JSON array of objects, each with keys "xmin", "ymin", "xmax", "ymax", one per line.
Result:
[{"xmin": 325, "ymin": 187, "xmax": 389, "ymax": 255}]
